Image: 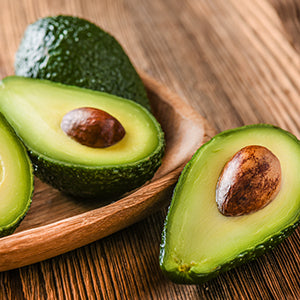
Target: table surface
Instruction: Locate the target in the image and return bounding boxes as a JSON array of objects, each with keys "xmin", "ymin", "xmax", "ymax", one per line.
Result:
[{"xmin": 0, "ymin": 0, "xmax": 299, "ymax": 299}]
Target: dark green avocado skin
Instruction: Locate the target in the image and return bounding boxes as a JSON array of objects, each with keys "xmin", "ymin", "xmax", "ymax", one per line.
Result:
[
  {"xmin": 15, "ymin": 15, "xmax": 150, "ymax": 110},
  {"xmin": 29, "ymin": 130, "xmax": 164, "ymax": 199},
  {"xmin": 159, "ymin": 124, "xmax": 300, "ymax": 284}
]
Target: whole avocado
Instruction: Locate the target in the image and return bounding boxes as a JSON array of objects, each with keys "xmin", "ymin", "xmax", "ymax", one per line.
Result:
[{"xmin": 15, "ymin": 15, "xmax": 150, "ymax": 110}]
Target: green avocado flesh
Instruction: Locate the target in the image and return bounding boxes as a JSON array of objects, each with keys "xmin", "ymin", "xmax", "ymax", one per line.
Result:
[
  {"xmin": 0, "ymin": 114, "xmax": 33, "ymax": 237},
  {"xmin": 160, "ymin": 124, "xmax": 300, "ymax": 284},
  {"xmin": 14, "ymin": 15, "xmax": 150, "ymax": 110},
  {"xmin": 0, "ymin": 76, "xmax": 164, "ymax": 198}
]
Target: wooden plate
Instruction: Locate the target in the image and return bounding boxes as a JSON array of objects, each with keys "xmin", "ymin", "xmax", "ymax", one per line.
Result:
[{"xmin": 0, "ymin": 72, "xmax": 215, "ymax": 271}]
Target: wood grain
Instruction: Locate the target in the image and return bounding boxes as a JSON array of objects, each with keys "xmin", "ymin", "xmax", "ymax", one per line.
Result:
[
  {"xmin": 0, "ymin": 0, "xmax": 299, "ymax": 299},
  {"xmin": 270, "ymin": 0, "xmax": 300, "ymax": 52}
]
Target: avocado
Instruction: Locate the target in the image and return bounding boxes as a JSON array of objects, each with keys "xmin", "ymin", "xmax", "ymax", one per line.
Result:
[
  {"xmin": 160, "ymin": 124, "xmax": 300, "ymax": 284},
  {"xmin": 0, "ymin": 113, "xmax": 33, "ymax": 237},
  {"xmin": 15, "ymin": 15, "xmax": 150, "ymax": 110},
  {"xmin": 0, "ymin": 76, "xmax": 164, "ymax": 198}
]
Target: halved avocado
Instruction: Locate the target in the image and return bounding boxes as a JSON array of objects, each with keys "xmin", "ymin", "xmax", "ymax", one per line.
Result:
[
  {"xmin": 0, "ymin": 76, "xmax": 164, "ymax": 198},
  {"xmin": 160, "ymin": 124, "xmax": 300, "ymax": 284},
  {"xmin": 0, "ymin": 113, "xmax": 33, "ymax": 237}
]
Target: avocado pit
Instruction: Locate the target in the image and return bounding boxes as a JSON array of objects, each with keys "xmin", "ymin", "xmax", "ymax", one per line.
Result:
[
  {"xmin": 216, "ymin": 145, "xmax": 281, "ymax": 216},
  {"xmin": 61, "ymin": 107, "xmax": 125, "ymax": 148}
]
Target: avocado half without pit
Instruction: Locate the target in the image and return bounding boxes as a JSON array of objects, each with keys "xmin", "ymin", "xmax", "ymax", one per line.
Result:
[
  {"xmin": 160, "ymin": 124, "xmax": 300, "ymax": 284},
  {"xmin": 0, "ymin": 114, "xmax": 33, "ymax": 237},
  {"xmin": 0, "ymin": 76, "xmax": 165, "ymax": 198}
]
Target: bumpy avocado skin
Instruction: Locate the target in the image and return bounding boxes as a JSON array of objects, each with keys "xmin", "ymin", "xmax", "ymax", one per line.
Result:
[
  {"xmin": 15, "ymin": 15, "xmax": 150, "ymax": 110},
  {"xmin": 29, "ymin": 129, "xmax": 164, "ymax": 198},
  {"xmin": 0, "ymin": 114, "xmax": 33, "ymax": 238},
  {"xmin": 159, "ymin": 124, "xmax": 300, "ymax": 284}
]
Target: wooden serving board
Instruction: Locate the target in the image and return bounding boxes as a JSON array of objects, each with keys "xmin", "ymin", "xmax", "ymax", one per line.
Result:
[{"xmin": 0, "ymin": 71, "xmax": 215, "ymax": 272}]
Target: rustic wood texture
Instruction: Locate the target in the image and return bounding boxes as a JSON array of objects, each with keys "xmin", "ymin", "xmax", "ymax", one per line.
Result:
[{"xmin": 0, "ymin": 0, "xmax": 299, "ymax": 299}]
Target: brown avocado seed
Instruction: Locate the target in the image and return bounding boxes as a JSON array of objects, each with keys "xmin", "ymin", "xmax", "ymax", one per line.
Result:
[
  {"xmin": 216, "ymin": 145, "xmax": 281, "ymax": 216},
  {"xmin": 61, "ymin": 107, "xmax": 125, "ymax": 148}
]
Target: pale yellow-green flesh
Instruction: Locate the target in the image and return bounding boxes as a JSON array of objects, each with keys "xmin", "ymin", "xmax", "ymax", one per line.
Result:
[
  {"xmin": 0, "ymin": 119, "xmax": 32, "ymax": 227},
  {"xmin": 164, "ymin": 127, "xmax": 300, "ymax": 274},
  {"xmin": 0, "ymin": 77, "xmax": 159, "ymax": 166}
]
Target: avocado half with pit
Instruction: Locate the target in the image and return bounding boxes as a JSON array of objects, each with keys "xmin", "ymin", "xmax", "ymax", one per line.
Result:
[
  {"xmin": 0, "ymin": 76, "xmax": 164, "ymax": 198},
  {"xmin": 160, "ymin": 124, "xmax": 300, "ymax": 284},
  {"xmin": 0, "ymin": 113, "xmax": 33, "ymax": 237}
]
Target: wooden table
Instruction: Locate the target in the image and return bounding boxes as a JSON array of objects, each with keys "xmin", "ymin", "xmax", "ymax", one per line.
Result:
[{"xmin": 0, "ymin": 0, "xmax": 299, "ymax": 299}]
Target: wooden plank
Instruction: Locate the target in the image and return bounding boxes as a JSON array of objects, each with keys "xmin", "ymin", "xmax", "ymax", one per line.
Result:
[{"xmin": 0, "ymin": 0, "xmax": 299, "ymax": 299}]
